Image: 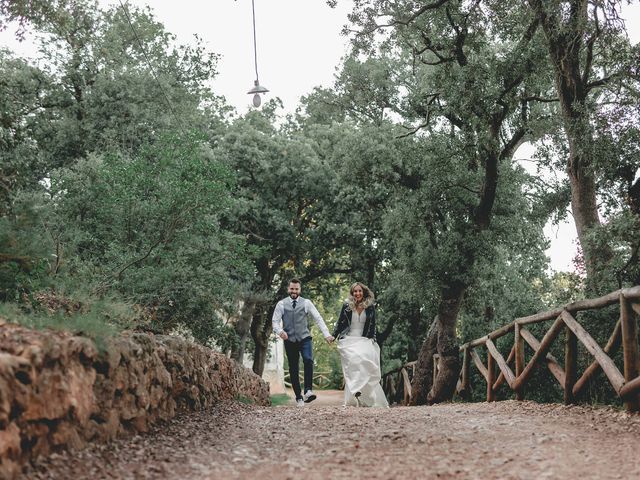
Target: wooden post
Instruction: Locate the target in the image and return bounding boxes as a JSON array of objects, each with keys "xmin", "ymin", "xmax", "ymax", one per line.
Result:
[
  {"xmin": 564, "ymin": 326, "xmax": 578, "ymax": 405},
  {"xmin": 515, "ymin": 322, "xmax": 524, "ymax": 401},
  {"xmin": 493, "ymin": 345, "xmax": 515, "ymax": 390},
  {"xmin": 487, "ymin": 350, "xmax": 496, "ymax": 402},
  {"xmin": 561, "ymin": 310, "xmax": 625, "ymax": 393},
  {"xmin": 486, "ymin": 339, "xmax": 516, "ymax": 389},
  {"xmin": 513, "ymin": 315, "xmax": 565, "ymax": 392},
  {"xmin": 620, "ymin": 294, "xmax": 640, "ymax": 412},
  {"xmin": 471, "ymin": 349, "xmax": 489, "ymax": 381},
  {"xmin": 520, "ymin": 328, "xmax": 566, "ymax": 387},
  {"xmin": 401, "ymin": 368, "xmax": 412, "ymax": 405},
  {"xmin": 461, "ymin": 346, "xmax": 471, "ymax": 399},
  {"xmin": 572, "ymin": 319, "xmax": 621, "ymax": 398}
]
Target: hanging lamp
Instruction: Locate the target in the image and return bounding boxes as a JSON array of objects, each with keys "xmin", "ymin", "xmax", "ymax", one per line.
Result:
[{"xmin": 248, "ymin": 0, "xmax": 268, "ymax": 107}]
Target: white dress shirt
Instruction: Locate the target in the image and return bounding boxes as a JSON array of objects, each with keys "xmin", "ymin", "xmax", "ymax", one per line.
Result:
[{"xmin": 271, "ymin": 297, "xmax": 331, "ymax": 338}]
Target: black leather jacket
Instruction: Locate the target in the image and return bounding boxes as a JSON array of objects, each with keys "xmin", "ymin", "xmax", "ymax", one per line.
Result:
[{"xmin": 332, "ymin": 302, "xmax": 377, "ymax": 341}]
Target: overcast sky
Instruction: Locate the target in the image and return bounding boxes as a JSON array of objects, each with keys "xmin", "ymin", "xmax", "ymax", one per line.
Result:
[
  {"xmin": 113, "ymin": 0, "xmax": 356, "ymax": 113},
  {"xmin": 2, "ymin": 0, "xmax": 639, "ymax": 272}
]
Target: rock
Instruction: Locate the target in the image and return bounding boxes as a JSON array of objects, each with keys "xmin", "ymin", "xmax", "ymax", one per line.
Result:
[{"xmin": 0, "ymin": 322, "xmax": 269, "ymax": 479}]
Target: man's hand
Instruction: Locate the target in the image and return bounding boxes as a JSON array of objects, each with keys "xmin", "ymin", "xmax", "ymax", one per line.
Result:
[
  {"xmin": 279, "ymin": 331, "xmax": 288, "ymax": 340},
  {"xmin": 325, "ymin": 335, "xmax": 335, "ymax": 344}
]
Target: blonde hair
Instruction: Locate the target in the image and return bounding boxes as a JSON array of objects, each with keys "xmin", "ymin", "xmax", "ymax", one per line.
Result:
[{"xmin": 347, "ymin": 282, "xmax": 375, "ymax": 310}]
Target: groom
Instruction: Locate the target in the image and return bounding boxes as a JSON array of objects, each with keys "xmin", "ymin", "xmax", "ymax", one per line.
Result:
[{"xmin": 272, "ymin": 278, "xmax": 334, "ymax": 407}]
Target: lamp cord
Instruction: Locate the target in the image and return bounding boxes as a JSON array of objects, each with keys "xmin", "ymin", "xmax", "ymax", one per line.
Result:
[{"xmin": 251, "ymin": 0, "xmax": 259, "ymax": 82}]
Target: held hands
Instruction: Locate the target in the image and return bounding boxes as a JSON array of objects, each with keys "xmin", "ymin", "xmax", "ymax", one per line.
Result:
[{"xmin": 279, "ymin": 331, "xmax": 334, "ymax": 343}]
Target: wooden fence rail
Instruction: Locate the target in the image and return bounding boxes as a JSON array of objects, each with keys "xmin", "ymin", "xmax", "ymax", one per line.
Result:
[
  {"xmin": 382, "ymin": 361, "xmax": 416, "ymax": 405},
  {"xmin": 284, "ymin": 371, "xmax": 335, "ymax": 390},
  {"xmin": 383, "ymin": 286, "xmax": 640, "ymax": 412}
]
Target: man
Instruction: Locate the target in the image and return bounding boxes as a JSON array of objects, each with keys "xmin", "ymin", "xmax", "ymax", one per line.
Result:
[{"xmin": 272, "ymin": 278, "xmax": 334, "ymax": 407}]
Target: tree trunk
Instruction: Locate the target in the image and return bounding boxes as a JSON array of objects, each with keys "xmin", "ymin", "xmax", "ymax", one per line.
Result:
[
  {"xmin": 556, "ymin": 63, "xmax": 613, "ymax": 291},
  {"xmin": 531, "ymin": 0, "xmax": 615, "ymax": 293},
  {"xmin": 230, "ymin": 298, "xmax": 256, "ymax": 363},
  {"xmin": 427, "ymin": 283, "xmax": 464, "ymax": 403},
  {"xmin": 251, "ymin": 304, "xmax": 276, "ymax": 376},
  {"xmin": 410, "ymin": 318, "xmax": 438, "ymax": 405},
  {"xmin": 567, "ymin": 151, "xmax": 612, "ymax": 290}
]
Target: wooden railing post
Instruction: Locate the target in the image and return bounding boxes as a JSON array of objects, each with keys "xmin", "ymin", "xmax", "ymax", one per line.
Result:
[
  {"xmin": 461, "ymin": 346, "xmax": 470, "ymax": 399},
  {"xmin": 564, "ymin": 326, "xmax": 577, "ymax": 405},
  {"xmin": 515, "ymin": 323, "xmax": 524, "ymax": 401},
  {"xmin": 487, "ymin": 350, "xmax": 496, "ymax": 402},
  {"xmin": 454, "ymin": 286, "xmax": 640, "ymax": 408},
  {"xmin": 572, "ymin": 319, "xmax": 621, "ymax": 399},
  {"xmin": 401, "ymin": 367, "xmax": 412, "ymax": 405},
  {"xmin": 620, "ymin": 294, "xmax": 640, "ymax": 412}
]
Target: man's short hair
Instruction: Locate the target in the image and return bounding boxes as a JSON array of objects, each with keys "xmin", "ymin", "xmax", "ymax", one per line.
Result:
[{"xmin": 289, "ymin": 278, "xmax": 301, "ymax": 285}]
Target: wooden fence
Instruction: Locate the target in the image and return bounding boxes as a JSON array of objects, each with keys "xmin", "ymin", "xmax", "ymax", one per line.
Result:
[
  {"xmin": 382, "ymin": 361, "xmax": 416, "ymax": 405},
  {"xmin": 385, "ymin": 286, "xmax": 640, "ymax": 411},
  {"xmin": 284, "ymin": 371, "xmax": 335, "ymax": 390}
]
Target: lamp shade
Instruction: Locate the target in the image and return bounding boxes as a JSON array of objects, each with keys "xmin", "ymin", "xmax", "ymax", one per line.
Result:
[{"xmin": 247, "ymin": 80, "xmax": 269, "ymax": 95}]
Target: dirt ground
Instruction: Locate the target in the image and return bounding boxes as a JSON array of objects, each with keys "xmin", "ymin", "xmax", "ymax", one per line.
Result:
[{"xmin": 23, "ymin": 392, "xmax": 640, "ymax": 480}]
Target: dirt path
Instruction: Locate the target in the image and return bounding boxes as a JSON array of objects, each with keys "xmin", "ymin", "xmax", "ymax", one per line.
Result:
[
  {"xmin": 25, "ymin": 400, "xmax": 640, "ymax": 480},
  {"xmin": 281, "ymin": 388, "xmax": 345, "ymax": 406}
]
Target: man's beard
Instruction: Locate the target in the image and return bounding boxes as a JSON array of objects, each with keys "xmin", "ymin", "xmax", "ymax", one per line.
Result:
[{"xmin": 289, "ymin": 293, "xmax": 299, "ymax": 299}]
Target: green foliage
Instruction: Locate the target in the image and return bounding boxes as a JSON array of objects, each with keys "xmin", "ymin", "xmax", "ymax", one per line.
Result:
[
  {"xmin": 46, "ymin": 132, "xmax": 252, "ymax": 341},
  {"xmin": 0, "ymin": 192, "xmax": 53, "ymax": 301},
  {"xmin": 269, "ymin": 393, "xmax": 291, "ymax": 406},
  {"xmin": 234, "ymin": 394, "xmax": 254, "ymax": 405},
  {"xmin": 0, "ymin": 2, "xmax": 247, "ymax": 349},
  {"xmin": 3, "ymin": 0, "xmax": 639, "ymax": 411},
  {"xmin": 0, "ymin": 293, "xmax": 130, "ymax": 350}
]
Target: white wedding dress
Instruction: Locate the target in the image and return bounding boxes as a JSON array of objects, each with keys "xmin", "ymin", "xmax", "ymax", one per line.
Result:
[{"xmin": 337, "ymin": 310, "xmax": 389, "ymax": 407}]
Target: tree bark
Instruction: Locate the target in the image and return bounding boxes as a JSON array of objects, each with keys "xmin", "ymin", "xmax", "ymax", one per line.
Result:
[
  {"xmin": 230, "ymin": 297, "xmax": 256, "ymax": 363},
  {"xmin": 557, "ymin": 59, "xmax": 612, "ymax": 291},
  {"xmin": 530, "ymin": 0, "xmax": 615, "ymax": 292},
  {"xmin": 427, "ymin": 283, "xmax": 464, "ymax": 403},
  {"xmin": 410, "ymin": 318, "xmax": 438, "ymax": 405},
  {"xmin": 251, "ymin": 307, "xmax": 273, "ymax": 376}
]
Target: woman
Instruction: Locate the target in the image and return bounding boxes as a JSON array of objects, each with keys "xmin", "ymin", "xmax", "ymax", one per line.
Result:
[{"xmin": 333, "ymin": 282, "xmax": 388, "ymax": 408}]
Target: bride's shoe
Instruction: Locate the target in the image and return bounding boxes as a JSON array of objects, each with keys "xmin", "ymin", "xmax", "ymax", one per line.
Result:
[{"xmin": 355, "ymin": 391, "xmax": 362, "ymax": 407}]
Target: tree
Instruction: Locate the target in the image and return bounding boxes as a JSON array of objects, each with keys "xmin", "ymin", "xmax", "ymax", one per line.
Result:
[
  {"xmin": 0, "ymin": 50, "xmax": 61, "ymax": 216},
  {"xmin": 340, "ymin": 0, "xmax": 551, "ymax": 403},
  {"xmin": 0, "ymin": 2, "xmax": 245, "ymax": 347},
  {"xmin": 525, "ymin": 0, "xmax": 639, "ymax": 292},
  {"xmin": 47, "ymin": 132, "xmax": 251, "ymax": 342},
  {"xmin": 217, "ymin": 105, "xmax": 354, "ymax": 374},
  {"xmin": 0, "ymin": 0, "xmax": 72, "ymax": 39}
]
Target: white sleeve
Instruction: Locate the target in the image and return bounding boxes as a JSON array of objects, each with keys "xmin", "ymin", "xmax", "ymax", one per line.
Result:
[
  {"xmin": 271, "ymin": 300, "xmax": 285, "ymax": 336},
  {"xmin": 305, "ymin": 300, "xmax": 330, "ymax": 338}
]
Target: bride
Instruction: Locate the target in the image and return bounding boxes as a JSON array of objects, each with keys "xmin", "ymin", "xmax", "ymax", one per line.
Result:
[{"xmin": 332, "ymin": 282, "xmax": 389, "ymax": 408}]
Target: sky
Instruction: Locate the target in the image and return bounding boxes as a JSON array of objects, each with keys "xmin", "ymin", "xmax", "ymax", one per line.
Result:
[
  {"xmin": 126, "ymin": 0, "xmax": 356, "ymax": 113},
  {"xmin": 2, "ymin": 0, "xmax": 639, "ymax": 272}
]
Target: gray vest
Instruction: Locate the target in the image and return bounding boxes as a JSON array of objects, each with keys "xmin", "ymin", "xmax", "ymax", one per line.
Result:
[{"xmin": 282, "ymin": 297, "xmax": 310, "ymax": 342}]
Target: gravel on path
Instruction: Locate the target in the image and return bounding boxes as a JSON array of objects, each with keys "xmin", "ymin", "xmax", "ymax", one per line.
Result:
[{"xmin": 24, "ymin": 400, "xmax": 640, "ymax": 480}]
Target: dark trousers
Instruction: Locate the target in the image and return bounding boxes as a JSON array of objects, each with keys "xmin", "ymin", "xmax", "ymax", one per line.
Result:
[{"xmin": 284, "ymin": 336, "xmax": 313, "ymax": 400}]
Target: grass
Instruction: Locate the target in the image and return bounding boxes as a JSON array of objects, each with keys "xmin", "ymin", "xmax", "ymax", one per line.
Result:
[
  {"xmin": 0, "ymin": 298, "xmax": 130, "ymax": 351},
  {"xmin": 270, "ymin": 393, "xmax": 291, "ymax": 406},
  {"xmin": 235, "ymin": 394, "xmax": 255, "ymax": 405}
]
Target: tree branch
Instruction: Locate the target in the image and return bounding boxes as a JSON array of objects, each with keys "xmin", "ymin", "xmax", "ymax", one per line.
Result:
[
  {"xmin": 582, "ymin": 5, "xmax": 600, "ymax": 87},
  {"xmin": 379, "ymin": 0, "xmax": 451, "ymax": 28},
  {"xmin": 301, "ymin": 266, "xmax": 353, "ymax": 284},
  {"xmin": 500, "ymin": 127, "xmax": 527, "ymax": 161}
]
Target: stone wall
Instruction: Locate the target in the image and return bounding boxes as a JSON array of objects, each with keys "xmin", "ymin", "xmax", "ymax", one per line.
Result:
[{"xmin": 0, "ymin": 320, "xmax": 270, "ymax": 479}]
